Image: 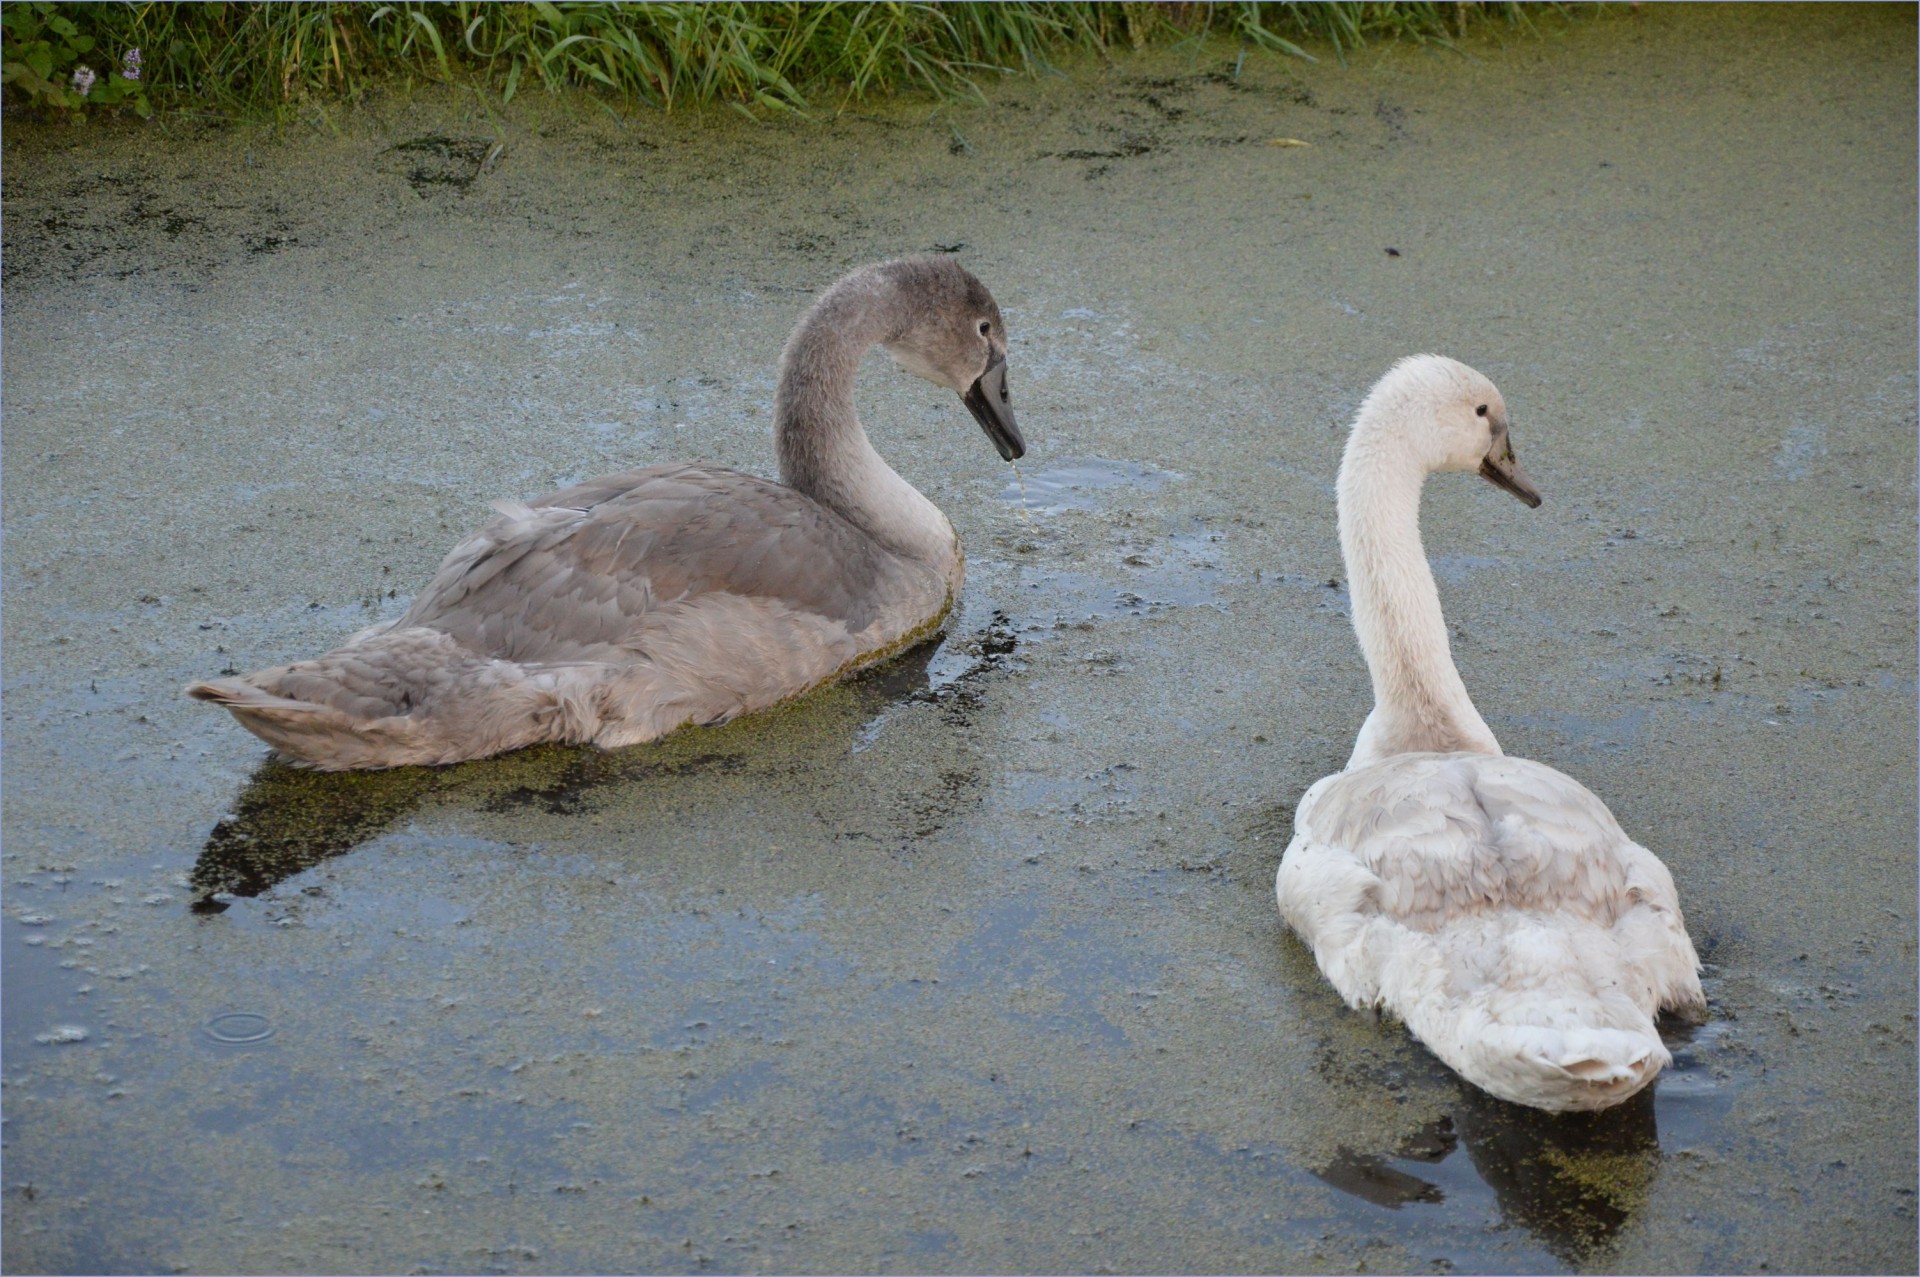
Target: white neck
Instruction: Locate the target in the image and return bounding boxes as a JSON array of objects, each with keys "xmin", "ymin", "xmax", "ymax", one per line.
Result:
[
  {"xmin": 1337, "ymin": 420, "xmax": 1501, "ymax": 770},
  {"xmin": 774, "ymin": 278, "xmax": 961, "ymax": 589}
]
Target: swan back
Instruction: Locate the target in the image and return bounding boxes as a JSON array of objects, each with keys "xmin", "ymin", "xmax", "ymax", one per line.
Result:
[{"xmin": 1281, "ymin": 752, "xmax": 1704, "ymax": 1112}]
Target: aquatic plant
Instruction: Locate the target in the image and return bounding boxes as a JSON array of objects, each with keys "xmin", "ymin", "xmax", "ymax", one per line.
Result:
[
  {"xmin": 2, "ymin": 2, "xmax": 1565, "ymax": 121},
  {"xmin": 1, "ymin": 2, "xmax": 150, "ymax": 116}
]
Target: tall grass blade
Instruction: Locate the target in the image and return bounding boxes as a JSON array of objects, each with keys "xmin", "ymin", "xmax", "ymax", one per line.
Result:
[{"xmin": 2, "ymin": 1, "xmax": 1579, "ymax": 120}]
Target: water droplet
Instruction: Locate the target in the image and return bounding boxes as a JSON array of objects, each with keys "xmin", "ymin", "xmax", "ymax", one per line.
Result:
[
  {"xmin": 203, "ymin": 1012, "xmax": 274, "ymax": 1044},
  {"xmin": 1008, "ymin": 462, "xmax": 1034, "ymax": 529},
  {"xmin": 35, "ymin": 1025, "xmax": 88, "ymax": 1045}
]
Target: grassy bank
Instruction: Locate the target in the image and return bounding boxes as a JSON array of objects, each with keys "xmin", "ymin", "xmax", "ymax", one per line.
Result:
[{"xmin": 3, "ymin": 1, "xmax": 1563, "ymax": 121}]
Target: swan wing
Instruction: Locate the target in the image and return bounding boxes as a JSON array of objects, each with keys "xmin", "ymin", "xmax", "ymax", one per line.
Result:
[
  {"xmin": 400, "ymin": 464, "xmax": 937, "ymax": 664},
  {"xmin": 1278, "ymin": 752, "xmax": 1704, "ymax": 1110}
]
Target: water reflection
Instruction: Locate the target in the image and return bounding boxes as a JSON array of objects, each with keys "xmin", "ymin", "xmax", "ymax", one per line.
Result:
[
  {"xmin": 190, "ymin": 759, "xmax": 439, "ymax": 911},
  {"xmin": 1453, "ymin": 1085, "xmax": 1661, "ymax": 1259},
  {"xmin": 187, "ymin": 733, "xmax": 746, "ymax": 909},
  {"xmin": 188, "ymin": 621, "xmax": 1015, "ymax": 911},
  {"xmin": 1313, "ymin": 1046, "xmax": 1690, "ymax": 1262},
  {"xmin": 1312, "ymin": 1117, "xmax": 1457, "ymax": 1209}
]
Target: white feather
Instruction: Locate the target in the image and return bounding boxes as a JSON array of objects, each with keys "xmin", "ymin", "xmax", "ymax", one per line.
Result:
[{"xmin": 1277, "ymin": 356, "xmax": 1705, "ymax": 1112}]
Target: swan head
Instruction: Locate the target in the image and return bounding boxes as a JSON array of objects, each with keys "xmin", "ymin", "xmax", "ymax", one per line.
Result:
[
  {"xmin": 874, "ymin": 257, "xmax": 1025, "ymax": 462},
  {"xmin": 1363, "ymin": 354, "xmax": 1541, "ymax": 507}
]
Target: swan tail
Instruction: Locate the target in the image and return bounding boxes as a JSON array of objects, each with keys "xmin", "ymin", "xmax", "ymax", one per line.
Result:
[
  {"xmin": 186, "ymin": 677, "xmax": 432, "ymax": 770},
  {"xmin": 1363, "ymin": 913, "xmax": 1684, "ymax": 1113},
  {"xmin": 1441, "ymin": 1012, "xmax": 1671, "ymax": 1113},
  {"xmin": 186, "ymin": 627, "xmax": 607, "ymax": 770}
]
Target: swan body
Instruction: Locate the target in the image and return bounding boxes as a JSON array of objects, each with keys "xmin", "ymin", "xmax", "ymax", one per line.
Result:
[
  {"xmin": 1277, "ymin": 355, "xmax": 1703, "ymax": 1112},
  {"xmin": 188, "ymin": 258, "xmax": 1024, "ymax": 769}
]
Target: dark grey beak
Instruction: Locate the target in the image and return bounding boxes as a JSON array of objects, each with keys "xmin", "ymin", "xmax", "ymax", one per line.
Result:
[
  {"xmin": 1479, "ymin": 425, "xmax": 1542, "ymax": 507},
  {"xmin": 962, "ymin": 352, "xmax": 1024, "ymax": 462}
]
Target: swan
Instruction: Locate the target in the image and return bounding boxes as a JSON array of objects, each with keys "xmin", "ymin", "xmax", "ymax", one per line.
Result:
[
  {"xmin": 1276, "ymin": 355, "xmax": 1704, "ymax": 1112},
  {"xmin": 188, "ymin": 257, "xmax": 1024, "ymax": 770}
]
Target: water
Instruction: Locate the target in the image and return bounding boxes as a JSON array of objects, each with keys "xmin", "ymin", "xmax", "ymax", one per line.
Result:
[
  {"xmin": 2, "ymin": 7, "xmax": 1915, "ymax": 1272},
  {"xmin": 997, "ymin": 457, "xmax": 1178, "ymax": 516}
]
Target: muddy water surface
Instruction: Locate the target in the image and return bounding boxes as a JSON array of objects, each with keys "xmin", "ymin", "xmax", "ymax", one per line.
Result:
[{"xmin": 3, "ymin": 5, "xmax": 1915, "ymax": 1273}]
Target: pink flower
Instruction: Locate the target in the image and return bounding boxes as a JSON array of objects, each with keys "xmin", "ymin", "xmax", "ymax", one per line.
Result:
[
  {"xmin": 71, "ymin": 65, "xmax": 96, "ymax": 97},
  {"xmin": 122, "ymin": 48, "xmax": 142, "ymax": 81}
]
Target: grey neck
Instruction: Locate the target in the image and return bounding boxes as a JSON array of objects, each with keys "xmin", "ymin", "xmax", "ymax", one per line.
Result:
[{"xmin": 774, "ymin": 274, "xmax": 959, "ymax": 579}]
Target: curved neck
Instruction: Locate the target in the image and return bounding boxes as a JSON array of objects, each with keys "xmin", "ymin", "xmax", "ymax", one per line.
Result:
[
  {"xmin": 774, "ymin": 276, "xmax": 959, "ymax": 583},
  {"xmin": 1337, "ymin": 424, "xmax": 1500, "ymax": 769}
]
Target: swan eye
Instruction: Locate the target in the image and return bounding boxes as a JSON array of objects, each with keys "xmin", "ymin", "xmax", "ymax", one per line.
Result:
[
  {"xmin": 978, "ymin": 320, "xmax": 991, "ymax": 336},
  {"xmin": 1475, "ymin": 404, "xmax": 1489, "ymax": 417}
]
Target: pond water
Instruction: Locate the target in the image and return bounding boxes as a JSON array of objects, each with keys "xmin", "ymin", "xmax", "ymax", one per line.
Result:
[{"xmin": 3, "ymin": 5, "xmax": 1915, "ymax": 1272}]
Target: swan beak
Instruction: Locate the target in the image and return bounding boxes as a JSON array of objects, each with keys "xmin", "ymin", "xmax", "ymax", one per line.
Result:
[
  {"xmin": 1480, "ymin": 437, "xmax": 1542, "ymax": 507},
  {"xmin": 963, "ymin": 353, "xmax": 1024, "ymax": 461}
]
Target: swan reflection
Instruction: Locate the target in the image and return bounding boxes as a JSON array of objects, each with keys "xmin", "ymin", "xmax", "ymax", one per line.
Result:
[
  {"xmin": 1310, "ymin": 1028, "xmax": 1715, "ymax": 1262},
  {"xmin": 187, "ymin": 624, "xmax": 1011, "ymax": 911}
]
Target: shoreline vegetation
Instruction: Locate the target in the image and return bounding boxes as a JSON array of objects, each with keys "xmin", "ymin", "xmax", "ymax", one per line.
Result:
[{"xmin": 3, "ymin": 1, "xmax": 1570, "ymax": 123}]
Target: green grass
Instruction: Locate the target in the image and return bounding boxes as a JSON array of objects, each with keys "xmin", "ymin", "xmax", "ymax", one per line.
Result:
[{"xmin": 3, "ymin": 2, "xmax": 1566, "ymax": 121}]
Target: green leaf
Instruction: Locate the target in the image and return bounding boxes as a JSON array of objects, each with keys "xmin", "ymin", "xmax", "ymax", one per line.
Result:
[
  {"xmin": 22, "ymin": 74, "xmax": 72, "ymax": 108},
  {"xmin": 403, "ymin": 9, "xmax": 452, "ymax": 78},
  {"xmin": 538, "ymin": 32, "xmax": 595, "ymax": 64}
]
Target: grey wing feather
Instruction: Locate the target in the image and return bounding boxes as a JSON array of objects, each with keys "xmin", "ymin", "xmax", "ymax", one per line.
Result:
[{"xmin": 403, "ymin": 464, "xmax": 922, "ymax": 665}]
